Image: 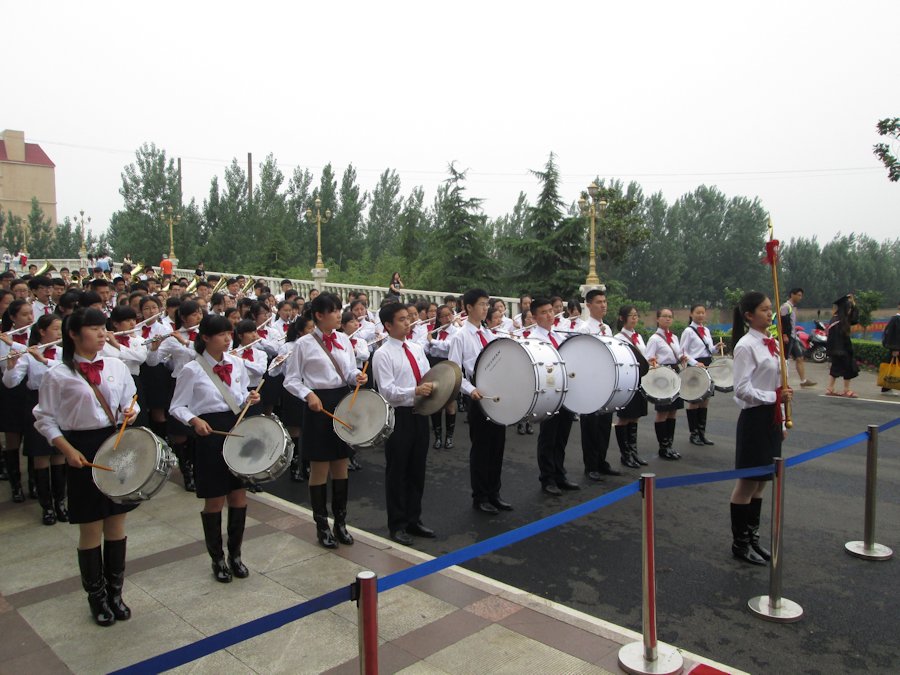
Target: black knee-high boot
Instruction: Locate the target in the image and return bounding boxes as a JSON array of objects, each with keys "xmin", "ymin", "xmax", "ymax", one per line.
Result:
[
  {"xmin": 104, "ymin": 537, "xmax": 131, "ymax": 620},
  {"xmin": 50, "ymin": 463, "xmax": 68, "ymax": 522},
  {"xmin": 431, "ymin": 412, "xmax": 443, "ymax": 449},
  {"xmin": 666, "ymin": 418, "xmax": 680, "ymax": 458},
  {"xmin": 27, "ymin": 456, "xmax": 37, "ymax": 499},
  {"xmin": 698, "ymin": 408, "xmax": 715, "ymax": 445},
  {"xmin": 730, "ymin": 503, "xmax": 766, "ymax": 565},
  {"xmin": 309, "ymin": 483, "xmax": 336, "ymax": 548},
  {"xmin": 656, "ymin": 422, "xmax": 675, "ymax": 459},
  {"xmin": 616, "ymin": 425, "xmax": 639, "ymax": 468},
  {"xmin": 227, "ymin": 507, "xmax": 250, "ymax": 578},
  {"xmin": 687, "ymin": 409, "xmax": 703, "ymax": 445},
  {"xmin": 171, "ymin": 441, "xmax": 195, "ymax": 492},
  {"xmin": 149, "ymin": 418, "xmax": 168, "ymax": 442},
  {"xmin": 628, "ymin": 422, "xmax": 647, "ymax": 465},
  {"xmin": 200, "ymin": 511, "xmax": 232, "ymax": 582},
  {"xmin": 78, "ymin": 546, "xmax": 116, "ymax": 626},
  {"xmin": 331, "ymin": 478, "xmax": 354, "ymax": 545},
  {"xmin": 0, "ymin": 444, "xmax": 7, "ymax": 481},
  {"xmin": 445, "ymin": 413, "xmax": 456, "ymax": 449},
  {"xmin": 4, "ymin": 450, "xmax": 24, "ymax": 502},
  {"xmin": 35, "ymin": 467, "xmax": 56, "ymax": 525},
  {"xmin": 748, "ymin": 497, "xmax": 771, "ymax": 560},
  {"xmin": 290, "ymin": 439, "xmax": 305, "ymax": 481}
]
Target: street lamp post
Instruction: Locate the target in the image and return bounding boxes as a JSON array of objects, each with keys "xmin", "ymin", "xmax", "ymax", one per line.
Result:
[
  {"xmin": 166, "ymin": 205, "xmax": 181, "ymax": 268},
  {"xmin": 579, "ymin": 182, "xmax": 607, "ymax": 296},
  {"xmin": 74, "ymin": 210, "xmax": 91, "ymax": 271},
  {"xmin": 305, "ymin": 198, "xmax": 331, "ymax": 289}
]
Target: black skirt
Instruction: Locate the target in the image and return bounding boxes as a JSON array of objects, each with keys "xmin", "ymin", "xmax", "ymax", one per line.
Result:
[
  {"xmin": 302, "ymin": 386, "xmax": 351, "ymax": 461},
  {"xmin": 0, "ymin": 380, "xmax": 31, "ymax": 433},
  {"xmin": 617, "ymin": 390, "xmax": 648, "ymax": 419},
  {"xmin": 261, "ymin": 372, "xmax": 283, "ymax": 407},
  {"xmin": 63, "ymin": 427, "xmax": 139, "ymax": 523},
  {"xmin": 140, "ymin": 363, "xmax": 173, "ymax": 409},
  {"xmin": 735, "ymin": 404, "xmax": 782, "ymax": 481},
  {"xmin": 194, "ymin": 411, "xmax": 244, "ymax": 498},
  {"xmin": 23, "ymin": 389, "xmax": 57, "ymax": 457},
  {"xmin": 279, "ymin": 389, "xmax": 305, "ymax": 428},
  {"xmin": 829, "ymin": 354, "xmax": 859, "ymax": 380}
]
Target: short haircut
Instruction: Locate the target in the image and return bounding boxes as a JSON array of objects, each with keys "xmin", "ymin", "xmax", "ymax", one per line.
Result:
[
  {"xmin": 90, "ymin": 279, "xmax": 110, "ymax": 289},
  {"xmin": 28, "ymin": 276, "xmax": 52, "ymax": 290},
  {"xmin": 109, "ymin": 305, "xmax": 137, "ymax": 324},
  {"xmin": 585, "ymin": 289, "xmax": 606, "ymax": 303},
  {"xmin": 235, "ymin": 318, "xmax": 257, "ymax": 336},
  {"xmin": 379, "ymin": 302, "xmax": 408, "ymax": 326},
  {"xmin": 789, "ymin": 287, "xmax": 804, "ymax": 295},
  {"xmin": 462, "ymin": 288, "xmax": 489, "ymax": 311},
  {"xmin": 531, "ymin": 296, "xmax": 553, "ymax": 313}
]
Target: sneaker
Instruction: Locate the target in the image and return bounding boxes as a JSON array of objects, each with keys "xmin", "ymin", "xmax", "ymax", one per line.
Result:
[
  {"xmin": 881, "ymin": 389, "xmax": 898, "ymax": 397},
  {"xmin": 800, "ymin": 380, "xmax": 817, "ymax": 387}
]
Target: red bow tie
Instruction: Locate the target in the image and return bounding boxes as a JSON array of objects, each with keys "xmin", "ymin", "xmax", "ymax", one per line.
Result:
[
  {"xmin": 241, "ymin": 348, "xmax": 254, "ymax": 362},
  {"xmin": 187, "ymin": 330, "xmax": 198, "ymax": 341},
  {"xmin": 282, "ymin": 323, "xmax": 288, "ymax": 332},
  {"xmin": 553, "ymin": 317, "xmax": 560, "ymax": 326},
  {"xmin": 78, "ymin": 360, "xmax": 104, "ymax": 386},
  {"xmin": 570, "ymin": 320, "xmax": 577, "ymax": 329},
  {"xmin": 438, "ymin": 330, "xmax": 448, "ymax": 340},
  {"xmin": 257, "ymin": 329, "xmax": 268, "ymax": 338},
  {"xmin": 322, "ymin": 332, "xmax": 343, "ymax": 351},
  {"xmin": 427, "ymin": 323, "xmax": 435, "ymax": 332},
  {"xmin": 213, "ymin": 362, "xmax": 233, "ymax": 385},
  {"xmin": 697, "ymin": 326, "xmax": 706, "ymax": 339},
  {"xmin": 630, "ymin": 332, "xmax": 639, "ymax": 346},
  {"xmin": 664, "ymin": 330, "xmax": 673, "ymax": 345},
  {"xmin": 763, "ymin": 337, "xmax": 779, "ymax": 357},
  {"xmin": 118, "ymin": 336, "xmax": 131, "ymax": 347},
  {"xmin": 12, "ymin": 333, "xmax": 27, "ymax": 345},
  {"xmin": 142, "ymin": 325, "xmax": 152, "ymax": 339},
  {"xmin": 350, "ymin": 338, "xmax": 357, "ymax": 348},
  {"xmin": 522, "ymin": 330, "xmax": 531, "ymax": 338},
  {"xmin": 43, "ymin": 347, "xmax": 57, "ymax": 360}
]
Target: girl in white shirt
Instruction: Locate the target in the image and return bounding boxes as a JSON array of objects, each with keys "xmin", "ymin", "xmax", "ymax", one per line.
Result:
[
  {"xmin": 613, "ymin": 305, "xmax": 649, "ymax": 468},
  {"xmin": 34, "ymin": 308, "xmax": 139, "ymax": 627},
  {"xmin": 170, "ymin": 314, "xmax": 260, "ymax": 583},
  {"xmin": 273, "ymin": 316, "xmax": 314, "ymax": 482},
  {"xmin": 729, "ymin": 291, "xmax": 793, "ymax": 566},
  {"xmin": 104, "ymin": 306, "xmax": 149, "ymax": 426},
  {"xmin": 680, "ymin": 304, "xmax": 723, "ymax": 446},
  {"xmin": 232, "ymin": 319, "xmax": 267, "ymax": 418},
  {"xmin": 1, "ymin": 298, "xmax": 35, "ymax": 502},
  {"xmin": 425, "ymin": 304, "xmax": 459, "ymax": 448},
  {"xmin": 644, "ymin": 308, "xmax": 688, "ymax": 461},
  {"xmin": 137, "ymin": 296, "xmax": 171, "ymax": 445}
]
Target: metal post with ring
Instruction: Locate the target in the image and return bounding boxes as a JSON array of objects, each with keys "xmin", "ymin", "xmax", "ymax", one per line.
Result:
[
  {"xmin": 353, "ymin": 571, "xmax": 379, "ymax": 674},
  {"xmin": 845, "ymin": 425, "xmax": 893, "ymax": 561}
]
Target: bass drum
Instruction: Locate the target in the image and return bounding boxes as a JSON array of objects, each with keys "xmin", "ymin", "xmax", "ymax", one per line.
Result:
[
  {"xmin": 93, "ymin": 427, "xmax": 176, "ymax": 504},
  {"xmin": 559, "ymin": 334, "xmax": 639, "ymax": 414},
  {"xmin": 473, "ymin": 337, "xmax": 567, "ymax": 426}
]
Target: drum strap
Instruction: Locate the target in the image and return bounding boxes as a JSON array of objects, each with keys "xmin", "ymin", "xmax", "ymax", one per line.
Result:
[
  {"xmin": 195, "ymin": 356, "xmax": 241, "ymax": 414},
  {"xmin": 690, "ymin": 326, "xmax": 714, "ymax": 357},
  {"xmin": 76, "ymin": 371, "xmax": 117, "ymax": 427},
  {"xmin": 313, "ymin": 332, "xmax": 347, "ymax": 381}
]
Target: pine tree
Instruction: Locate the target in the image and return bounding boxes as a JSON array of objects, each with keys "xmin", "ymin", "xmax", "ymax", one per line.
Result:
[
  {"xmin": 331, "ymin": 164, "xmax": 367, "ymax": 269},
  {"xmin": 26, "ymin": 198, "xmax": 55, "ymax": 257},
  {"xmin": 367, "ymin": 169, "xmax": 403, "ymax": 257}
]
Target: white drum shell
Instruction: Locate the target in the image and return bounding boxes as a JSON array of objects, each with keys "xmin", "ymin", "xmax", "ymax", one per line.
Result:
[
  {"xmin": 223, "ymin": 414, "xmax": 293, "ymax": 484},
  {"xmin": 679, "ymin": 366, "xmax": 714, "ymax": 403},
  {"xmin": 93, "ymin": 427, "xmax": 176, "ymax": 504},
  {"xmin": 560, "ymin": 334, "xmax": 639, "ymax": 414},
  {"xmin": 707, "ymin": 357, "xmax": 734, "ymax": 392},
  {"xmin": 474, "ymin": 338, "xmax": 567, "ymax": 425},
  {"xmin": 641, "ymin": 366, "xmax": 681, "ymax": 405},
  {"xmin": 334, "ymin": 389, "xmax": 395, "ymax": 449}
]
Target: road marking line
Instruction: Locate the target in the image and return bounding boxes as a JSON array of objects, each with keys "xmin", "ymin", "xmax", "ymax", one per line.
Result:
[{"xmin": 817, "ymin": 395, "xmax": 900, "ymax": 405}]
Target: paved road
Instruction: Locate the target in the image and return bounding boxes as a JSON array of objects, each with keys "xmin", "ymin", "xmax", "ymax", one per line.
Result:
[{"xmin": 268, "ymin": 362, "xmax": 900, "ymax": 674}]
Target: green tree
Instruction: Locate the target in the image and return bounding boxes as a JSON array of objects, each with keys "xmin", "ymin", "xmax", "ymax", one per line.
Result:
[
  {"xmin": 366, "ymin": 169, "xmax": 403, "ymax": 257},
  {"xmin": 331, "ymin": 164, "xmax": 367, "ymax": 269},
  {"xmin": 873, "ymin": 117, "xmax": 900, "ymax": 182},
  {"xmin": 26, "ymin": 198, "xmax": 55, "ymax": 257},
  {"xmin": 397, "ymin": 186, "xmax": 427, "ymax": 262},
  {"xmin": 47, "ymin": 216, "xmax": 81, "ymax": 258},
  {"xmin": 854, "ymin": 290, "xmax": 883, "ymax": 336},
  {"xmin": 1, "ymin": 211, "xmax": 25, "ymax": 254}
]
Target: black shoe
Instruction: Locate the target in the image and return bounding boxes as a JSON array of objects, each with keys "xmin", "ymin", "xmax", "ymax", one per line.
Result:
[
  {"xmin": 78, "ymin": 547, "xmax": 116, "ymax": 627},
  {"xmin": 444, "ymin": 436, "xmax": 454, "ymax": 449},
  {"xmin": 212, "ymin": 558, "xmax": 234, "ymax": 582},
  {"xmin": 473, "ymin": 501, "xmax": 499, "ymax": 514},
  {"xmin": 620, "ymin": 453, "xmax": 640, "ymax": 469},
  {"xmin": 104, "ymin": 538, "xmax": 132, "ymax": 620},
  {"xmin": 525, "ymin": 423, "xmax": 534, "ymax": 435},
  {"xmin": 201, "ymin": 511, "xmax": 234, "ymax": 582},
  {"xmin": 558, "ymin": 480, "xmax": 581, "ymax": 491},
  {"xmin": 433, "ymin": 437, "xmax": 443, "ymax": 449},
  {"xmin": 406, "ymin": 522, "xmax": 436, "ymax": 538},
  {"xmin": 633, "ymin": 452, "xmax": 649, "ymax": 466},
  {"xmin": 516, "ymin": 423, "xmax": 525, "ymax": 435},
  {"xmin": 55, "ymin": 501, "xmax": 69, "ymax": 522},
  {"xmin": 489, "ymin": 496, "xmax": 513, "ymax": 511},
  {"xmin": 391, "ymin": 530, "xmax": 414, "ymax": 546},
  {"xmin": 226, "ymin": 507, "xmax": 250, "ymax": 579},
  {"xmin": 542, "ymin": 484, "xmax": 562, "ymax": 496},
  {"xmin": 331, "ymin": 478, "xmax": 354, "ymax": 546},
  {"xmin": 585, "ymin": 471, "xmax": 604, "ymax": 482},
  {"xmin": 690, "ymin": 432, "xmax": 705, "ymax": 446},
  {"xmin": 11, "ymin": 482, "xmax": 25, "ymax": 503},
  {"xmin": 599, "ymin": 466, "xmax": 623, "ymax": 476},
  {"xmin": 731, "ymin": 503, "xmax": 767, "ymax": 565},
  {"xmin": 310, "ymin": 484, "xmax": 338, "ymax": 548},
  {"xmin": 41, "ymin": 507, "xmax": 57, "ymax": 526},
  {"xmin": 247, "ymin": 483, "xmax": 263, "ymax": 493}
]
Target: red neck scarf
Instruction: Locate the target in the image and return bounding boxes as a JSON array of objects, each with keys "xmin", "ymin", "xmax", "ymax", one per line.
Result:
[
  {"xmin": 438, "ymin": 330, "xmax": 448, "ymax": 340},
  {"xmin": 257, "ymin": 328, "xmax": 268, "ymax": 338},
  {"xmin": 12, "ymin": 332, "xmax": 27, "ymax": 345},
  {"xmin": 43, "ymin": 347, "xmax": 57, "ymax": 360},
  {"xmin": 762, "ymin": 337, "xmax": 779, "ymax": 357},
  {"xmin": 696, "ymin": 325, "xmax": 706, "ymax": 339},
  {"xmin": 118, "ymin": 335, "xmax": 131, "ymax": 347},
  {"xmin": 142, "ymin": 325, "xmax": 152, "ymax": 339},
  {"xmin": 664, "ymin": 330, "xmax": 674, "ymax": 345}
]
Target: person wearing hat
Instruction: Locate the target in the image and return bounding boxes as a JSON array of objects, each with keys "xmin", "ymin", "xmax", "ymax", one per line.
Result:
[
  {"xmin": 825, "ymin": 294, "xmax": 860, "ymax": 398},
  {"xmin": 881, "ymin": 300, "xmax": 900, "ymax": 396}
]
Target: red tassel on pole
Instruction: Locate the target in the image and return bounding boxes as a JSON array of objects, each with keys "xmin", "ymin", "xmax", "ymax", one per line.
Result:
[{"xmin": 762, "ymin": 239, "xmax": 780, "ymax": 266}]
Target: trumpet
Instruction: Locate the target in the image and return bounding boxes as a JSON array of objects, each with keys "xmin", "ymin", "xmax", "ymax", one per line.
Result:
[
  {"xmin": 0, "ymin": 338, "xmax": 63, "ymax": 362},
  {"xmin": 34, "ymin": 261, "xmax": 57, "ymax": 277}
]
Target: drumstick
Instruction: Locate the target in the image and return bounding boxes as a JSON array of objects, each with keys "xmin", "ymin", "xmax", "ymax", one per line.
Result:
[
  {"xmin": 321, "ymin": 409, "xmax": 353, "ymax": 430},
  {"xmin": 478, "ymin": 394, "xmax": 501, "ymax": 402},
  {"xmin": 112, "ymin": 394, "xmax": 139, "ymax": 451},
  {"xmin": 348, "ymin": 361, "xmax": 369, "ymax": 412},
  {"xmin": 232, "ymin": 377, "xmax": 265, "ymax": 431},
  {"xmin": 85, "ymin": 462, "xmax": 114, "ymax": 472},
  {"xmin": 207, "ymin": 430, "xmax": 244, "ymax": 438}
]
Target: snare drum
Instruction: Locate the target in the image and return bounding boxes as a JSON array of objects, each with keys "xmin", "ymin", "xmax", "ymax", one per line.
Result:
[
  {"xmin": 560, "ymin": 334, "xmax": 639, "ymax": 414},
  {"xmin": 473, "ymin": 338, "xmax": 567, "ymax": 425},
  {"xmin": 333, "ymin": 389, "xmax": 395, "ymax": 449},
  {"xmin": 679, "ymin": 365, "xmax": 715, "ymax": 403},
  {"xmin": 640, "ymin": 366, "xmax": 681, "ymax": 405},
  {"xmin": 223, "ymin": 414, "xmax": 293, "ymax": 485},
  {"xmin": 93, "ymin": 427, "xmax": 176, "ymax": 504},
  {"xmin": 707, "ymin": 357, "xmax": 734, "ymax": 392}
]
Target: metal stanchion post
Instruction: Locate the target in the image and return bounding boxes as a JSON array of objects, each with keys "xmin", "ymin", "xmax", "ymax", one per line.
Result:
[
  {"xmin": 748, "ymin": 458, "xmax": 803, "ymax": 622},
  {"xmin": 618, "ymin": 474, "xmax": 684, "ymax": 675},
  {"xmin": 355, "ymin": 571, "xmax": 379, "ymax": 675},
  {"xmin": 845, "ymin": 425, "xmax": 893, "ymax": 560}
]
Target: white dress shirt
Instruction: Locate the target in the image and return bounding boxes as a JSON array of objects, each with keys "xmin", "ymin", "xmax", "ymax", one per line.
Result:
[
  {"xmin": 562, "ymin": 316, "xmax": 584, "ymax": 333},
  {"xmin": 615, "ymin": 329, "xmax": 646, "ymax": 354},
  {"xmin": 580, "ymin": 316, "xmax": 612, "ymax": 337},
  {"xmin": 283, "ymin": 327, "xmax": 361, "ymax": 402},
  {"xmin": 170, "ymin": 352, "xmax": 252, "ymax": 425},
  {"xmin": 681, "ymin": 322, "xmax": 716, "ymax": 362},
  {"xmin": 372, "ymin": 336, "xmax": 431, "ymax": 408},
  {"xmin": 255, "ymin": 325, "xmax": 281, "ymax": 358},
  {"xmin": 448, "ymin": 321, "xmax": 499, "ymax": 396},
  {"xmin": 235, "ymin": 345, "xmax": 267, "ymax": 388},
  {"xmin": 528, "ymin": 324, "xmax": 567, "ymax": 349},
  {"xmin": 733, "ymin": 328, "xmax": 781, "ymax": 409},
  {"xmin": 3, "ymin": 348, "xmax": 62, "ymax": 390},
  {"xmin": 268, "ymin": 341, "xmax": 296, "ymax": 378},
  {"xmin": 348, "ymin": 336, "xmax": 370, "ymax": 368},
  {"xmin": 145, "ymin": 327, "xmax": 197, "ymax": 376},
  {"xmin": 102, "ymin": 335, "xmax": 148, "ymax": 376},
  {"xmin": 35, "ymin": 354, "xmax": 139, "ymax": 441},
  {"xmin": 426, "ymin": 324, "xmax": 457, "ymax": 359},
  {"xmin": 32, "ymin": 300, "xmax": 53, "ymax": 317},
  {"xmin": 645, "ymin": 328, "xmax": 685, "ymax": 366}
]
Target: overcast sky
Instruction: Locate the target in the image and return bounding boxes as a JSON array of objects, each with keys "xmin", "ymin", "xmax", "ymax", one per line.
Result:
[{"xmin": 5, "ymin": 1, "xmax": 898, "ymax": 246}]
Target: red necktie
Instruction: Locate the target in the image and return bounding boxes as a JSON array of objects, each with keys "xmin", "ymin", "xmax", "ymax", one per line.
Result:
[
  {"xmin": 350, "ymin": 338, "xmax": 357, "ymax": 348},
  {"xmin": 600, "ymin": 325, "xmax": 607, "ymax": 335},
  {"xmin": 477, "ymin": 330, "xmax": 488, "ymax": 348},
  {"xmin": 78, "ymin": 360, "xmax": 104, "ymax": 386},
  {"xmin": 282, "ymin": 323, "xmax": 288, "ymax": 332},
  {"xmin": 187, "ymin": 330, "xmax": 198, "ymax": 341},
  {"xmin": 257, "ymin": 329, "xmax": 268, "ymax": 338},
  {"xmin": 119, "ymin": 336, "xmax": 131, "ymax": 347},
  {"xmin": 553, "ymin": 317, "xmax": 560, "ymax": 326},
  {"xmin": 44, "ymin": 306, "xmax": 51, "ymax": 315},
  {"xmin": 402, "ymin": 343, "xmax": 422, "ymax": 384},
  {"xmin": 630, "ymin": 332, "xmax": 639, "ymax": 346},
  {"xmin": 12, "ymin": 333, "xmax": 27, "ymax": 345},
  {"xmin": 407, "ymin": 330, "xmax": 414, "ymax": 341},
  {"xmin": 697, "ymin": 326, "xmax": 706, "ymax": 339},
  {"xmin": 43, "ymin": 347, "xmax": 57, "ymax": 360},
  {"xmin": 142, "ymin": 326, "xmax": 152, "ymax": 339},
  {"xmin": 664, "ymin": 330, "xmax": 673, "ymax": 345},
  {"xmin": 241, "ymin": 348, "xmax": 254, "ymax": 362},
  {"xmin": 763, "ymin": 337, "xmax": 779, "ymax": 357},
  {"xmin": 570, "ymin": 320, "xmax": 577, "ymax": 329},
  {"xmin": 549, "ymin": 334, "xmax": 559, "ymax": 349},
  {"xmin": 213, "ymin": 362, "xmax": 233, "ymax": 385},
  {"xmin": 322, "ymin": 332, "xmax": 343, "ymax": 351},
  {"xmin": 438, "ymin": 330, "xmax": 448, "ymax": 340}
]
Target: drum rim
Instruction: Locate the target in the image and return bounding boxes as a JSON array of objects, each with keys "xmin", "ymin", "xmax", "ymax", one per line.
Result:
[
  {"xmin": 561, "ymin": 334, "xmax": 637, "ymax": 413},
  {"xmin": 474, "ymin": 338, "xmax": 544, "ymax": 424},
  {"xmin": 334, "ymin": 388, "xmax": 393, "ymax": 446},
  {"xmin": 94, "ymin": 427, "xmax": 166, "ymax": 497},
  {"xmin": 224, "ymin": 414, "xmax": 291, "ymax": 474}
]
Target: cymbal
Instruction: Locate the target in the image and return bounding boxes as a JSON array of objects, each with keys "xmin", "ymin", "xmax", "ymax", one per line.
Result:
[{"xmin": 414, "ymin": 361, "xmax": 462, "ymax": 416}]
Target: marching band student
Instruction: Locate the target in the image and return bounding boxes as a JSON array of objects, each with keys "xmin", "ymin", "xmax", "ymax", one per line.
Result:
[
  {"xmin": 209, "ymin": 292, "xmax": 225, "ymax": 316},
  {"xmin": 272, "ymin": 301, "xmax": 293, "ymax": 335},
  {"xmin": 170, "ymin": 314, "xmax": 261, "ymax": 583},
  {"xmin": 515, "ymin": 307, "xmax": 537, "ymax": 436},
  {"xmin": 578, "ymin": 290, "xmax": 622, "ymax": 480},
  {"xmin": 485, "ymin": 305, "xmax": 505, "ymax": 335},
  {"xmin": 3, "ymin": 314, "xmax": 65, "ymax": 524},
  {"xmin": 233, "ymin": 319, "xmax": 267, "ymax": 418},
  {"xmin": 644, "ymin": 308, "xmax": 689, "ymax": 461},
  {"xmin": 564, "ymin": 299, "xmax": 585, "ymax": 332},
  {"xmin": 1, "ymin": 299, "xmax": 36, "ymax": 502},
  {"xmin": 529, "ymin": 297, "xmax": 580, "ymax": 495},
  {"xmin": 513, "ymin": 293, "xmax": 532, "ymax": 329},
  {"xmin": 372, "ymin": 302, "xmax": 436, "ymax": 545},
  {"xmin": 29, "ymin": 276, "xmax": 54, "ymax": 316},
  {"xmin": 729, "ymin": 291, "xmax": 791, "ymax": 565},
  {"xmin": 137, "ymin": 296, "xmax": 170, "ymax": 446},
  {"xmin": 283, "ymin": 293, "xmax": 367, "ymax": 549},
  {"xmin": 349, "ymin": 300, "xmax": 377, "ymax": 342},
  {"xmin": 273, "ymin": 316, "xmax": 313, "ymax": 481},
  {"xmin": 681, "ymin": 304, "xmax": 721, "ymax": 445},
  {"xmin": 104, "ymin": 306, "xmax": 149, "ymax": 426},
  {"xmin": 550, "ymin": 296, "xmax": 564, "ymax": 326},
  {"xmin": 33, "ymin": 308, "xmax": 140, "ymax": 626},
  {"xmin": 248, "ymin": 302, "xmax": 280, "ymax": 417},
  {"xmin": 614, "ymin": 305, "xmax": 649, "ymax": 468},
  {"xmin": 224, "ymin": 307, "xmax": 240, "ymax": 329},
  {"xmin": 489, "ymin": 298, "xmax": 515, "ymax": 333},
  {"xmin": 448, "ymin": 288, "xmax": 512, "ymax": 514},
  {"xmin": 341, "ymin": 312, "xmax": 370, "ymax": 370},
  {"xmin": 426, "ymin": 305, "xmax": 458, "ymax": 449}
]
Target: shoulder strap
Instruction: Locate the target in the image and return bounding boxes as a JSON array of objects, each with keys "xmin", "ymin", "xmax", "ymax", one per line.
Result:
[
  {"xmin": 690, "ymin": 326, "xmax": 713, "ymax": 356},
  {"xmin": 195, "ymin": 356, "xmax": 241, "ymax": 414},
  {"xmin": 312, "ymin": 332, "xmax": 346, "ymax": 381},
  {"xmin": 76, "ymin": 370, "xmax": 117, "ymax": 427}
]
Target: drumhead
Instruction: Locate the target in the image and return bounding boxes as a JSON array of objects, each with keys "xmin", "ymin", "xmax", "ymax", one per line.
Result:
[
  {"xmin": 641, "ymin": 367, "xmax": 681, "ymax": 401},
  {"xmin": 560, "ymin": 335, "xmax": 617, "ymax": 414},
  {"xmin": 334, "ymin": 389, "xmax": 390, "ymax": 446},
  {"xmin": 707, "ymin": 358, "xmax": 734, "ymax": 391},
  {"xmin": 474, "ymin": 339, "xmax": 539, "ymax": 425},
  {"xmin": 94, "ymin": 427, "xmax": 161, "ymax": 497},
  {"xmin": 224, "ymin": 415, "xmax": 287, "ymax": 475},
  {"xmin": 680, "ymin": 366, "xmax": 712, "ymax": 402}
]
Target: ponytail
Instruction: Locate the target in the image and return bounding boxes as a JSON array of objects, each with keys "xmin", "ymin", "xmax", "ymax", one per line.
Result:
[{"xmin": 731, "ymin": 291, "xmax": 767, "ymax": 352}]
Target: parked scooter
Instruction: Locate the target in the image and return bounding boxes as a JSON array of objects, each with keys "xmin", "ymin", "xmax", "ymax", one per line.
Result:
[{"xmin": 797, "ymin": 320, "xmax": 828, "ymax": 363}]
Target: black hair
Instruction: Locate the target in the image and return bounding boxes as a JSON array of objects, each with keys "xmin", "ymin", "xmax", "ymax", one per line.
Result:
[
  {"xmin": 415, "ymin": 300, "xmax": 429, "ymax": 314},
  {"xmin": 585, "ymin": 289, "xmax": 606, "ymax": 303},
  {"xmin": 29, "ymin": 313, "xmax": 61, "ymax": 346},
  {"xmin": 139, "ymin": 295, "xmax": 161, "ymax": 312},
  {"xmin": 341, "ymin": 310, "xmax": 356, "ymax": 326},
  {"xmin": 210, "ymin": 292, "xmax": 225, "ymax": 306},
  {"xmin": 349, "ymin": 299, "xmax": 367, "ymax": 312},
  {"xmin": 249, "ymin": 302, "xmax": 270, "ymax": 322},
  {"xmin": 530, "ymin": 296, "xmax": 553, "ymax": 314},
  {"xmin": 308, "ymin": 292, "xmax": 342, "ymax": 325},
  {"xmin": 549, "ymin": 295, "xmax": 562, "ymax": 305},
  {"xmin": 566, "ymin": 299, "xmax": 581, "ymax": 315},
  {"xmin": 616, "ymin": 305, "xmax": 638, "ymax": 332},
  {"xmin": 224, "ymin": 307, "xmax": 240, "ymax": 323},
  {"xmin": 194, "ymin": 314, "xmax": 234, "ymax": 355},
  {"xmin": 689, "ymin": 304, "xmax": 706, "ymax": 314},
  {"xmin": 280, "ymin": 279, "xmax": 292, "ymax": 287},
  {"xmin": 175, "ymin": 300, "xmax": 202, "ymax": 329},
  {"xmin": 519, "ymin": 293, "xmax": 532, "ymax": 302},
  {"xmin": 0, "ymin": 289, "xmax": 11, "ymax": 303},
  {"xmin": 788, "ymin": 287, "xmax": 804, "ymax": 296},
  {"xmin": 379, "ymin": 302, "xmax": 408, "ymax": 326},
  {"xmin": 276, "ymin": 300, "xmax": 291, "ymax": 313},
  {"xmin": 656, "ymin": 308, "xmax": 674, "ymax": 324},
  {"xmin": 486, "ymin": 306, "xmax": 503, "ymax": 325},
  {"xmin": 51, "ymin": 278, "xmax": 66, "ymax": 287},
  {"xmin": 462, "ymin": 288, "xmax": 489, "ymax": 313},
  {"xmin": 28, "ymin": 276, "xmax": 52, "ymax": 290},
  {"xmin": 286, "ymin": 314, "xmax": 312, "ymax": 342},
  {"xmin": 109, "ymin": 305, "xmax": 138, "ymax": 325},
  {"xmin": 61, "ymin": 308, "xmax": 107, "ymax": 371},
  {"xmin": 730, "ymin": 291, "xmax": 768, "ymax": 351},
  {"xmin": 284, "ymin": 289, "xmax": 299, "ymax": 300},
  {"xmin": 235, "ymin": 318, "xmax": 257, "ymax": 336},
  {"xmin": 56, "ymin": 290, "xmax": 81, "ymax": 313},
  {"xmin": 1, "ymin": 299, "xmax": 30, "ymax": 331},
  {"xmin": 78, "ymin": 291, "xmax": 103, "ymax": 308},
  {"xmin": 89, "ymin": 278, "xmax": 110, "ymax": 289}
]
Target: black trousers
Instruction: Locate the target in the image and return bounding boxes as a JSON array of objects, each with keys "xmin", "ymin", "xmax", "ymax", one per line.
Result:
[
  {"xmin": 384, "ymin": 408, "xmax": 429, "ymax": 533},
  {"xmin": 580, "ymin": 412, "xmax": 613, "ymax": 472},
  {"xmin": 467, "ymin": 398, "xmax": 506, "ymax": 502},
  {"xmin": 537, "ymin": 411, "xmax": 574, "ymax": 486}
]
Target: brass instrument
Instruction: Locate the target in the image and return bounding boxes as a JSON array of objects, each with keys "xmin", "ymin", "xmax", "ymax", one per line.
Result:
[
  {"xmin": 131, "ymin": 263, "xmax": 145, "ymax": 277},
  {"xmin": 210, "ymin": 276, "xmax": 228, "ymax": 295},
  {"xmin": 184, "ymin": 275, "xmax": 201, "ymax": 294},
  {"xmin": 238, "ymin": 276, "xmax": 256, "ymax": 297},
  {"xmin": 34, "ymin": 262, "xmax": 57, "ymax": 277}
]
